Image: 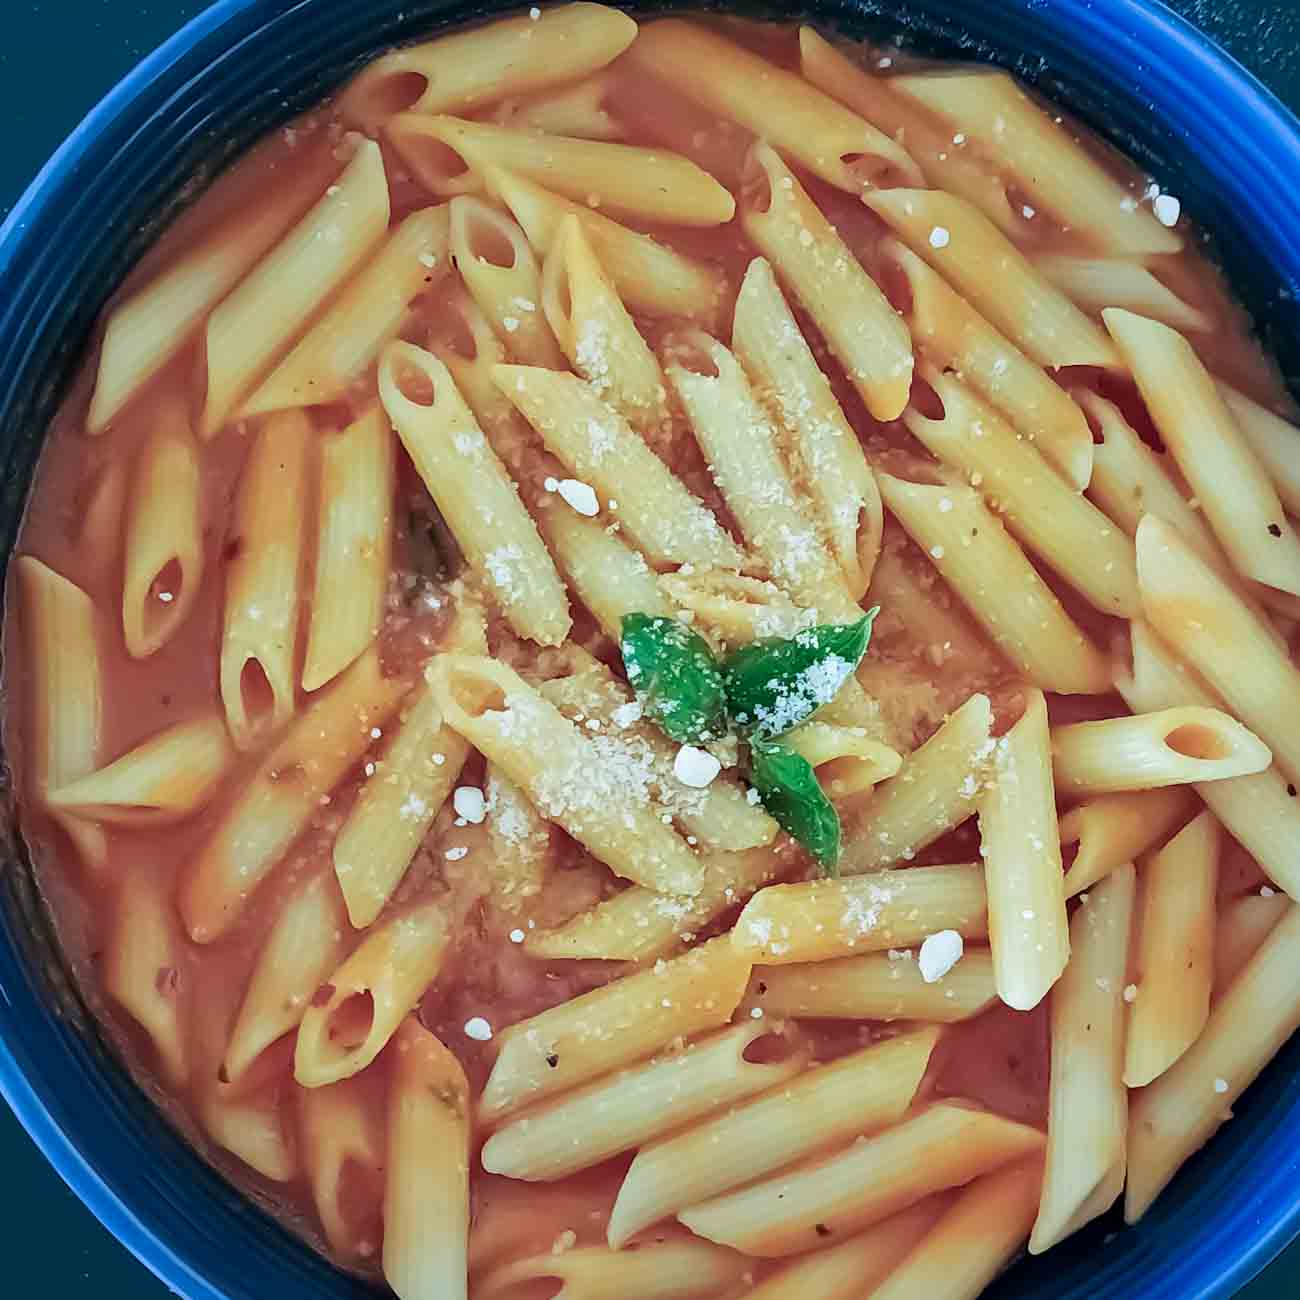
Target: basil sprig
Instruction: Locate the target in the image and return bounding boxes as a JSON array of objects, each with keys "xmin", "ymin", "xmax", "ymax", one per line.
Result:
[{"xmin": 618, "ymin": 609, "xmax": 879, "ymax": 873}]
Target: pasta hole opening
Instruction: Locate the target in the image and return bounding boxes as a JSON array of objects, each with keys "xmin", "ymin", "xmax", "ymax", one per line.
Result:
[
  {"xmin": 144, "ymin": 558, "xmax": 185, "ymax": 639},
  {"xmin": 446, "ymin": 667, "xmax": 509, "ymax": 718},
  {"xmin": 362, "ymin": 71, "xmax": 429, "ymax": 121},
  {"xmin": 239, "ymin": 658, "xmax": 277, "ymax": 729},
  {"xmin": 392, "ymin": 356, "xmax": 438, "ymax": 407},
  {"xmin": 663, "ymin": 334, "xmax": 720, "ymax": 380},
  {"xmin": 742, "ymin": 1030, "xmax": 803, "ymax": 1066},
  {"xmin": 1004, "ymin": 183, "xmax": 1041, "ymax": 230},
  {"xmin": 877, "ymin": 255, "xmax": 914, "ymax": 317},
  {"xmin": 461, "ymin": 209, "xmax": 521, "ymax": 269},
  {"xmin": 740, "ymin": 154, "xmax": 773, "ymax": 216},
  {"xmin": 1078, "ymin": 398, "xmax": 1108, "ymax": 446},
  {"xmin": 335, "ymin": 1155, "xmax": 385, "ymax": 1259},
  {"xmin": 428, "ymin": 303, "xmax": 479, "ymax": 362},
  {"xmin": 909, "ymin": 375, "xmax": 946, "ymax": 422},
  {"xmin": 842, "ymin": 151, "xmax": 911, "ymax": 190},
  {"xmin": 399, "ymin": 132, "xmax": 472, "ymax": 193},
  {"xmin": 1165, "ymin": 723, "xmax": 1234, "ymax": 762},
  {"xmin": 326, "ymin": 991, "xmax": 376, "ymax": 1051}
]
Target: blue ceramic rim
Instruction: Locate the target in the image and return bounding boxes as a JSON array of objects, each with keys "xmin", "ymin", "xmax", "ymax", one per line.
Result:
[{"xmin": 1, "ymin": 1, "xmax": 1299, "ymax": 1298}]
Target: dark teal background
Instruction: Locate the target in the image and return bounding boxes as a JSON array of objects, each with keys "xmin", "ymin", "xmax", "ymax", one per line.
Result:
[{"xmin": 1, "ymin": 1, "xmax": 1299, "ymax": 1295}]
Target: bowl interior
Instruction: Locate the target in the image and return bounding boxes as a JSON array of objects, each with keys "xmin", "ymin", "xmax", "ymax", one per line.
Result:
[{"xmin": 1, "ymin": 2, "xmax": 1299, "ymax": 1299}]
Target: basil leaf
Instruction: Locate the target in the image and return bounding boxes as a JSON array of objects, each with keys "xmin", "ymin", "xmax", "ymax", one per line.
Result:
[
  {"xmin": 723, "ymin": 609, "xmax": 879, "ymax": 739},
  {"xmin": 749, "ymin": 739, "xmax": 841, "ymax": 873},
  {"xmin": 620, "ymin": 613, "xmax": 726, "ymax": 743}
]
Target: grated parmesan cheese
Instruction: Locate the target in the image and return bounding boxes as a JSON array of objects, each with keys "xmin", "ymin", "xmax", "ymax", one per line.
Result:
[{"xmin": 918, "ymin": 930, "xmax": 964, "ymax": 982}]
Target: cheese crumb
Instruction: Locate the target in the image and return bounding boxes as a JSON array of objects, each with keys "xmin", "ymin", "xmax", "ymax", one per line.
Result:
[
  {"xmin": 1123, "ymin": 983, "xmax": 1138, "ymax": 1003},
  {"xmin": 557, "ymin": 478, "xmax": 600, "ymax": 516},
  {"xmin": 1214, "ymin": 1077, "xmax": 1229, "ymax": 1094},
  {"xmin": 918, "ymin": 930, "xmax": 963, "ymax": 983},
  {"xmin": 1153, "ymin": 193, "xmax": 1181, "ymax": 226},
  {"xmin": 928, "ymin": 226, "xmax": 951, "ymax": 249},
  {"xmin": 1260, "ymin": 885, "xmax": 1277, "ymax": 898},
  {"xmin": 417, "ymin": 251, "xmax": 438, "ymax": 269},
  {"xmin": 453, "ymin": 786, "xmax": 486, "ymax": 824},
  {"xmin": 529, "ymin": 5, "xmax": 541, "ymax": 17},
  {"xmin": 509, "ymin": 928, "xmax": 526, "ymax": 944},
  {"xmin": 746, "ymin": 787, "xmax": 763, "ymax": 805},
  {"xmin": 445, "ymin": 845, "xmax": 469, "ymax": 861},
  {"xmin": 674, "ymin": 744, "xmax": 722, "ymax": 788},
  {"xmin": 464, "ymin": 1017, "xmax": 493, "ymax": 1041}
]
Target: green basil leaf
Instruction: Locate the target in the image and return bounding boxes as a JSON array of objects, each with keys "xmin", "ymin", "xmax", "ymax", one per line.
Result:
[
  {"xmin": 620, "ymin": 613, "xmax": 726, "ymax": 743},
  {"xmin": 749, "ymin": 739, "xmax": 841, "ymax": 873},
  {"xmin": 723, "ymin": 609, "xmax": 879, "ymax": 739}
]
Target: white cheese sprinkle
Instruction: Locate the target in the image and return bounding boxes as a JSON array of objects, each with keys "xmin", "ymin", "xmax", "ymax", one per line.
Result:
[
  {"xmin": 1123, "ymin": 983, "xmax": 1138, "ymax": 1003},
  {"xmin": 1153, "ymin": 193, "xmax": 1181, "ymax": 227},
  {"xmin": 509, "ymin": 928, "xmax": 526, "ymax": 944},
  {"xmin": 464, "ymin": 1017, "xmax": 494, "ymax": 1041},
  {"xmin": 453, "ymin": 786, "xmax": 486, "ymax": 824},
  {"xmin": 1214, "ymin": 1077, "xmax": 1229, "ymax": 1094},
  {"xmin": 674, "ymin": 744, "xmax": 722, "ymax": 788},
  {"xmin": 1260, "ymin": 885, "xmax": 1277, "ymax": 898},
  {"xmin": 529, "ymin": 5, "xmax": 541, "ymax": 17},
  {"xmin": 918, "ymin": 930, "xmax": 963, "ymax": 983},
  {"xmin": 928, "ymin": 225, "xmax": 951, "ymax": 249},
  {"xmin": 445, "ymin": 845, "xmax": 469, "ymax": 861},
  {"xmin": 557, "ymin": 478, "xmax": 600, "ymax": 516}
]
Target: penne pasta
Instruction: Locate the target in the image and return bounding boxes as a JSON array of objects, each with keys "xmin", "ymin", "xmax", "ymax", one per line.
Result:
[
  {"xmin": 122, "ymin": 392, "xmax": 205, "ymax": 658},
  {"xmin": 880, "ymin": 239, "xmax": 1094, "ymax": 490},
  {"xmin": 865, "ymin": 188, "xmax": 1119, "ymax": 369},
  {"xmin": 1214, "ymin": 893, "xmax": 1291, "ymax": 993},
  {"xmin": 1106, "ymin": 309, "xmax": 1300, "ymax": 596},
  {"xmin": 732, "ymin": 257, "xmax": 883, "ymax": 596},
  {"xmin": 745, "ymin": 948, "xmax": 997, "ymax": 1022},
  {"xmin": 301, "ymin": 405, "xmax": 395, "ymax": 692},
  {"xmin": 489, "ymin": 72, "xmax": 623, "ymax": 141},
  {"xmin": 179, "ymin": 647, "xmax": 411, "ymax": 943},
  {"xmin": 737, "ymin": 143, "xmax": 913, "ymax": 423},
  {"xmin": 478, "ymin": 936, "xmax": 751, "ymax": 1123},
  {"xmin": 625, "ymin": 19, "xmax": 921, "ymax": 194},
  {"xmin": 339, "ymin": 3, "xmax": 638, "ymax": 132},
  {"xmin": 977, "ymin": 690, "xmax": 1070, "ymax": 1011},
  {"xmin": 783, "ymin": 720, "xmax": 902, "ymax": 805},
  {"xmin": 1035, "ymin": 255, "xmax": 1213, "ymax": 333},
  {"xmin": 294, "ymin": 898, "xmax": 452, "ymax": 1087},
  {"xmin": 1126, "ymin": 901, "xmax": 1300, "ymax": 1222},
  {"xmin": 1125, "ymin": 812, "xmax": 1219, "ymax": 1087},
  {"xmin": 481, "ymin": 1020, "xmax": 807, "ymax": 1181},
  {"xmin": 878, "ymin": 474, "xmax": 1111, "ymax": 694},
  {"xmin": 904, "ymin": 367, "xmax": 1139, "ymax": 618},
  {"xmin": 659, "ymin": 571, "xmax": 817, "ymax": 645},
  {"xmin": 1217, "ymin": 383, "xmax": 1300, "ymax": 517},
  {"xmin": 381, "ymin": 342, "xmax": 571, "ymax": 645},
  {"xmin": 220, "ymin": 409, "xmax": 311, "ymax": 750},
  {"xmin": 383, "ymin": 1019, "xmax": 471, "ymax": 1300},
  {"xmin": 197, "ymin": 139, "xmax": 390, "ymax": 437},
  {"xmin": 678, "ymin": 1100, "xmax": 1045, "ymax": 1257},
  {"xmin": 609, "ymin": 1028, "xmax": 941, "ymax": 1247},
  {"xmin": 241, "ymin": 205, "xmax": 451, "ymax": 417},
  {"xmin": 1059, "ymin": 788, "xmax": 1195, "ymax": 898},
  {"xmin": 731, "ymin": 864, "xmax": 989, "ymax": 965},
  {"xmin": 48, "ymin": 713, "xmax": 233, "ymax": 826},
  {"xmin": 483, "ymin": 763, "xmax": 553, "ymax": 912},
  {"xmin": 1030, "ymin": 865, "xmax": 1133, "ymax": 1254}
]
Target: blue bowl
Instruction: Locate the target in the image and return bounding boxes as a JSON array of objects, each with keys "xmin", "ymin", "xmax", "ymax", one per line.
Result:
[{"xmin": 2, "ymin": 1, "xmax": 1299, "ymax": 1297}]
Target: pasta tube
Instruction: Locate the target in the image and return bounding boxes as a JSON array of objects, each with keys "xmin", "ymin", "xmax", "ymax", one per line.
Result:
[{"xmin": 1059, "ymin": 788, "xmax": 1195, "ymax": 897}]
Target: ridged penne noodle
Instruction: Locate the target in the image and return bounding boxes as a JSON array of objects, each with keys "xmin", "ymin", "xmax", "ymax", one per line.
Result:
[
  {"xmin": 1035, "ymin": 255, "xmax": 1213, "ymax": 333},
  {"xmin": 1051, "ymin": 707, "xmax": 1270, "ymax": 796},
  {"xmin": 220, "ymin": 409, "xmax": 310, "ymax": 750},
  {"xmin": 1030, "ymin": 866, "xmax": 1133, "ymax": 1254},
  {"xmin": 338, "ymin": 3, "xmax": 638, "ymax": 132},
  {"xmin": 1135, "ymin": 515, "xmax": 1300, "ymax": 786},
  {"xmin": 678, "ymin": 1100, "xmax": 1045, "ymax": 1257},
  {"xmin": 864, "ymin": 189, "xmax": 1119, "ymax": 369},
  {"xmin": 841, "ymin": 694, "xmax": 995, "ymax": 875},
  {"xmin": 798, "ymin": 27, "xmax": 1022, "ymax": 237},
  {"xmin": 16, "ymin": 557, "xmax": 105, "ymax": 868},
  {"xmin": 484, "ymin": 764, "xmax": 553, "ymax": 912},
  {"xmin": 659, "ymin": 571, "xmax": 816, "ymax": 645},
  {"xmin": 241, "ymin": 205, "xmax": 451, "ymax": 417},
  {"xmin": 103, "ymin": 867, "xmax": 190, "ymax": 1089},
  {"xmin": 1059, "ymin": 788, "xmax": 1195, "ymax": 898},
  {"xmin": 495, "ymin": 363, "xmax": 743, "ymax": 572},
  {"xmin": 489, "ymin": 72, "xmax": 623, "ymax": 141},
  {"xmin": 1125, "ymin": 812, "xmax": 1219, "ymax": 1087},
  {"xmin": 891, "ymin": 71, "xmax": 1181, "ymax": 256},
  {"xmin": 878, "ymin": 475, "xmax": 1111, "ymax": 694},
  {"xmin": 297, "ymin": 1077, "xmax": 384, "ymax": 1260},
  {"xmin": 475, "ymin": 1238, "xmax": 749, "ymax": 1300},
  {"xmin": 86, "ymin": 142, "xmax": 340, "ymax": 433},
  {"xmin": 1107, "ymin": 310, "xmax": 1300, "ymax": 596},
  {"xmin": 744, "ymin": 1198, "xmax": 949, "ymax": 1300},
  {"xmin": 1214, "ymin": 893, "xmax": 1291, "ymax": 992},
  {"xmin": 301, "ymin": 405, "xmax": 395, "ymax": 692},
  {"xmin": 625, "ymin": 19, "xmax": 921, "ymax": 194},
  {"xmin": 732, "ymin": 257, "xmax": 883, "ymax": 596},
  {"xmin": 1117, "ymin": 619, "xmax": 1300, "ymax": 899},
  {"xmin": 381, "ymin": 343, "xmax": 571, "ymax": 645},
  {"xmin": 294, "ymin": 898, "xmax": 451, "ymax": 1087},
  {"xmin": 880, "ymin": 240, "xmax": 1094, "ymax": 489},
  {"xmin": 737, "ymin": 143, "xmax": 913, "ymax": 423},
  {"xmin": 1217, "ymin": 383, "xmax": 1300, "ymax": 517},
  {"xmin": 48, "ymin": 713, "xmax": 233, "ymax": 825},
  {"xmin": 609, "ymin": 1028, "xmax": 940, "ymax": 1247},
  {"xmin": 745, "ymin": 949, "xmax": 997, "ymax": 1023},
  {"xmin": 122, "ymin": 393, "xmax": 205, "ymax": 657},
  {"xmin": 783, "ymin": 720, "xmax": 902, "ymax": 805},
  {"xmin": 389, "ymin": 113, "xmax": 734, "ymax": 226},
  {"xmin": 481, "ymin": 1020, "xmax": 807, "ymax": 1181},
  {"xmin": 904, "ymin": 368, "xmax": 1139, "ymax": 617},
  {"xmin": 483, "ymin": 165, "xmax": 727, "ymax": 324},
  {"xmin": 179, "ymin": 647, "xmax": 411, "ymax": 942},
  {"xmin": 197, "ymin": 139, "xmax": 390, "ymax": 436},
  {"xmin": 878, "ymin": 1159, "xmax": 1045, "ymax": 1300},
  {"xmin": 541, "ymin": 215, "xmax": 668, "ymax": 440},
  {"xmin": 978, "ymin": 691, "xmax": 1070, "ymax": 1010},
  {"xmin": 1126, "ymin": 901, "xmax": 1300, "ymax": 1222},
  {"xmin": 223, "ymin": 869, "xmax": 349, "ymax": 1087},
  {"xmin": 478, "ymin": 936, "xmax": 751, "ymax": 1123},
  {"xmin": 430, "ymin": 654, "xmax": 704, "ymax": 895},
  {"xmin": 383, "ymin": 1019, "xmax": 471, "ymax": 1300},
  {"xmin": 732, "ymin": 864, "xmax": 988, "ymax": 965},
  {"xmin": 662, "ymin": 332, "xmax": 859, "ymax": 619}
]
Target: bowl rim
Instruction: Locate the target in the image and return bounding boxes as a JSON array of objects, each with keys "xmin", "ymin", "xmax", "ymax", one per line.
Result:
[{"xmin": 2, "ymin": 1, "xmax": 1300, "ymax": 1298}]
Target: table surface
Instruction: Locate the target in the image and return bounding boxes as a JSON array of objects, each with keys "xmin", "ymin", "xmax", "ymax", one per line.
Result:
[{"xmin": 3, "ymin": 0, "xmax": 1300, "ymax": 1295}]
